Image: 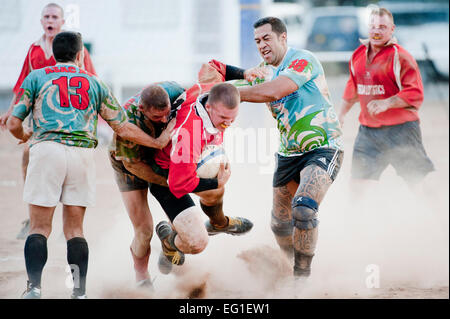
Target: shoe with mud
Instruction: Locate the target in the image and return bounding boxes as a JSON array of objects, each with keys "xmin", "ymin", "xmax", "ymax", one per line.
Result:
[
  {"xmin": 158, "ymin": 252, "xmax": 173, "ymax": 275},
  {"xmin": 21, "ymin": 281, "xmax": 41, "ymax": 299},
  {"xmin": 16, "ymin": 219, "xmax": 30, "ymax": 240},
  {"xmin": 205, "ymin": 217, "xmax": 253, "ymax": 236},
  {"xmin": 155, "ymin": 221, "xmax": 185, "ymax": 274}
]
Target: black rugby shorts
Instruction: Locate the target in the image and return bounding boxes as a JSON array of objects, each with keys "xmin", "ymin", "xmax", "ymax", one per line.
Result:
[{"xmin": 273, "ymin": 147, "xmax": 344, "ymax": 187}]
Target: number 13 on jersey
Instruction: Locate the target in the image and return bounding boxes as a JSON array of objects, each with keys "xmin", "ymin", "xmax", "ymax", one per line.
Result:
[{"xmin": 52, "ymin": 76, "xmax": 90, "ymax": 110}]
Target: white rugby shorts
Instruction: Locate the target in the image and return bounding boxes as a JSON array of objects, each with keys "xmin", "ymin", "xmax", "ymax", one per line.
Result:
[{"xmin": 23, "ymin": 141, "xmax": 96, "ymax": 207}]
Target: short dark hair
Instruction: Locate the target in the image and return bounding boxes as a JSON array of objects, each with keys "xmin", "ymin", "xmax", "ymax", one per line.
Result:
[
  {"xmin": 53, "ymin": 31, "xmax": 83, "ymax": 63},
  {"xmin": 206, "ymin": 83, "xmax": 240, "ymax": 109},
  {"xmin": 140, "ymin": 85, "xmax": 170, "ymax": 110},
  {"xmin": 253, "ymin": 17, "xmax": 287, "ymax": 35}
]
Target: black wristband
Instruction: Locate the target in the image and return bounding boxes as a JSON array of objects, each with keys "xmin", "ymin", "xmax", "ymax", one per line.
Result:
[
  {"xmin": 225, "ymin": 65, "xmax": 245, "ymax": 81},
  {"xmin": 193, "ymin": 178, "xmax": 219, "ymax": 193}
]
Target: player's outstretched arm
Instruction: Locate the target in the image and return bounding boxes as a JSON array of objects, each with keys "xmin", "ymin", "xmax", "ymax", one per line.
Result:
[
  {"xmin": 123, "ymin": 161, "xmax": 168, "ymax": 186},
  {"xmin": 338, "ymin": 97, "xmax": 358, "ymax": 127},
  {"xmin": 114, "ymin": 119, "xmax": 175, "ymax": 149},
  {"xmin": 239, "ymin": 75, "xmax": 298, "ymax": 103}
]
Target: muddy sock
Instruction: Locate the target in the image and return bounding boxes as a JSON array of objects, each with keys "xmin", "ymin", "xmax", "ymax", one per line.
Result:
[
  {"xmin": 293, "ymin": 251, "xmax": 314, "ymax": 277},
  {"xmin": 200, "ymin": 201, "xmax": 228, "ymax": 227}
]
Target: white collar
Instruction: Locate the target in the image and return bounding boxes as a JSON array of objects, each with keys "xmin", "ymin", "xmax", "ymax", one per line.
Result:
[{"xmin": 195, "ymin": 92, "xmax": 219, "ymax": 135}]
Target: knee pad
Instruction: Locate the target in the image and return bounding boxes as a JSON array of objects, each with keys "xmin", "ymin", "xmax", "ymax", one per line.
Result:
[
  {"xmin": 270, "ymin": 211, "xmax": 293, "ymax": 237},
  {"xmin": 291, "ymin": 196, "xmax": 319, "ymax": 230}
]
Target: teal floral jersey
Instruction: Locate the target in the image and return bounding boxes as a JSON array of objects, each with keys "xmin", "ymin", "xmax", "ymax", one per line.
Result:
[
  {"xmin": 12, "ymin": 63, "xmax": 126, "ymax": 148},
  {"xmin": 252, "ymin": 47, "xmax": 343, "ymax": 156}
]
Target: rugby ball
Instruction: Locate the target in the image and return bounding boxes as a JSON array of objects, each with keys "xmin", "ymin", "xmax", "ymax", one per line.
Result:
[{"xmin": 196, "ymin": 145, "xmax": 229, "ymax": 178}]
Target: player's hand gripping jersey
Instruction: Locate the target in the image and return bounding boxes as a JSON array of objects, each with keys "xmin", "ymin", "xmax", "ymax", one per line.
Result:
[
  {"xmin": 250, "ymin": 47, "xmax": 343, "ymax": 156},
  {"xmin": 12, "ymin": 64, "xmax": 126, "ymax": 148}
]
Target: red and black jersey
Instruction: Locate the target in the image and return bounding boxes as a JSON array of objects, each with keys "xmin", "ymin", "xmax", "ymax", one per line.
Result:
[
  {"xmin": 343, "ymin": 39, "xmax": 424, "ymax": 128},
  {"xmin": 13, "ymin": 36, "xmax": 96, "ymax": 100},
  {"xmin": 154, "ymin": 60, "xmax": 228, "ymax": 198}
]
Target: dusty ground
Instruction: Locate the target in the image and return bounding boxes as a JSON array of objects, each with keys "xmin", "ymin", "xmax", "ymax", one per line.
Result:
[{"xmin": 0, "ymin": 80, "xmax": 448, "ymax": 299}]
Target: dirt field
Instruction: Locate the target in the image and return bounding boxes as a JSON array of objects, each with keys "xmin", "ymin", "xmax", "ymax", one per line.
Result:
[{"xmin": 0, "ymin": 81, "xmax": 448, "ymax": 299}]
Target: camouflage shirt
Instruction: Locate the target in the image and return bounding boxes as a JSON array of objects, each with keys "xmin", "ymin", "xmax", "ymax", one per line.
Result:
[{"xmin": 111, "ymin": 81, "xmax": 185, "ymax": 163}]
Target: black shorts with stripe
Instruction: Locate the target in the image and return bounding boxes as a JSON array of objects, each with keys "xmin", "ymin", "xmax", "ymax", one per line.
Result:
[{"xmin": 273, "ymin": 148, "xmax": 344, "ymax": 187}]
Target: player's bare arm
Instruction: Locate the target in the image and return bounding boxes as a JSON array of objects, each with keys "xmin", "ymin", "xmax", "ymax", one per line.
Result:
[
  {"xmin": 239, "ymin": 75, "xmax": 298, "ymax": 103},
  {"xmin": 114, "ymin": 119, "xmax": 175, "ymax": 149},
  {"xmin": 156, "ymin": 118, "xmax": 176, "ymax": 146},
  {"xmin": 123, "ymin": 161, "xmax": 168, "ymax": 186},
  {"xmin": 6, "ymin": 115, "xmax": 32, "ymax": 144},
  {"xmin": 367, "ymin": 95, "xmax": 411, "ymax": 116},
  {"xmin": 339, "ymin": 97, "xmax": 359, "ymax": 126}
]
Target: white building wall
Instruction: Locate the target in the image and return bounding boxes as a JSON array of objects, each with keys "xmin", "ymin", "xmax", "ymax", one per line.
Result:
[{"xmin": 0, "ymin": 0, "xmax": 240, "ymax": 103}]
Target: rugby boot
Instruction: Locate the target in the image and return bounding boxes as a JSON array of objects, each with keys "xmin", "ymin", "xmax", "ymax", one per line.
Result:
[
  {"xmin": 21, "ymin": 281, "xmax": 41, "ymax": 299},
  {"xmin": 205, "ymin": 216, "xmax": 253, "ymax": 236},
  {"xmin": 155, "ymin": 221, "xmax": 185, "ymax": 274}
]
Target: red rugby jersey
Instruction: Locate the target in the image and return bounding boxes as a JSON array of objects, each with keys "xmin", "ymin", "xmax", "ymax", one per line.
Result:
[
  {"xmin": 342, "ymin": 39, "xmax": 424, "ymax": 127},
  {"xmin": 13, "ymin": 36, "xmax": 96, "ymax": 99},
  {"xmin": 154, "ymin": 60, "xmax": 227, "ymax": 198}
]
